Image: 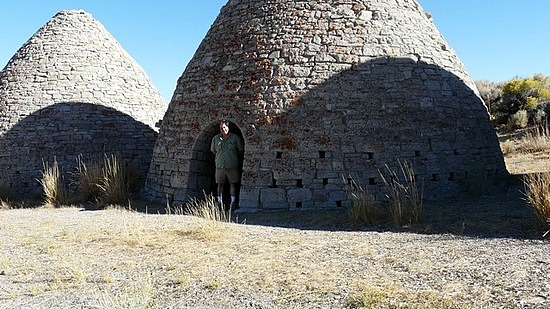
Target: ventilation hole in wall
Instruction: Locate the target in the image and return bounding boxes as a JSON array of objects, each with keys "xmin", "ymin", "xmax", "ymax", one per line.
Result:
[
  {"xmin": 336, "ymin": 200, "xmax": 342, "ymax": 207},
  {"xmin": 432, "ymin": 174, "xmax": 439, "ymax": 181},
  {"xmin": 270, "ymin": 178, "xmax": 278, "ymax": 188},
  {"xmin": 276, "ymin": 151, "xmax": 283, "ymax": 159},
  {"xmin": 367, "ymin": 152, "xmax": 374, "ymax": 160},
  {"xmin": 415, "ymin": 150, "xmax": 421, "ymax": 157},
  {"xmin": 319, "ymin": 151, "xmax": 326, "ymax": 159},
  {"xmin": 449, "ymin": 172, "xmax": 456, "ymax": 181},
  {"xmin": 454, "ymin": 150, "xmax": 459, "ymax": 155},
  {"xmin": 369, "ymin": 178, "xmax": 376, "ymax": 185},
  {"xmin": 296, "ymin": 179, "xmax": 303, "ymax": 188},
  {"xmin": 323, "ymin": 178, "xmax": 329, "ymax": 186},
  {"xmin": 15, "ymin": 171, "xmax": 20, "ymax": 175},
  {"xmin": 296, "ymin": 202, "xmax": 303, "ymax": 208}
]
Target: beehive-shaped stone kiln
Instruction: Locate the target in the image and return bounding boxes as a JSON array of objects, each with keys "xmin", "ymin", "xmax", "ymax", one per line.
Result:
[
  {"xmin": 145, "ymin": 0, "xmax": 507, "ymax": 210},
  {"xmin": 0, "ymin": 10, "xmax": 166, "ymax": 197}
]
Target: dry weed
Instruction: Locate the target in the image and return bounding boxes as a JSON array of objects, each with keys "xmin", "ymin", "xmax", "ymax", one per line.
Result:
[
  {"xmin": 380, "ymin": 160, "xmax": 424, "ymax": 226},
  {"xmin": 500, "ymin": 140, "xmax": 517, "ymax": 155},
  {"xmin": 38, "ymin": 158, "xmax": 68, "ymax": 207},
  {"xmin": 93, "ymin": 272, "xmax": 156, "ymax": 309},
  {"xmin": 97, "ymin": 155, "xmax": 135, "ymax": 206},
  {"xmin": 346, "ymin": 176, "xmax": 378, "ymax": 224},
  {"xmin": 523, "ymin": 172, "xmax": 550, "ymax": 236},
  {"xmin": 71, "ymin": 155, "xmax": 103, "ymax": 202},
  {"xmin": 0, "ymin": 199, "xmax": 11, "ymax": 210},
  {"xmin": 519, "ymin": 124, "xmax": 550, "ymax": 153},
  {"xmin": 185, "ymin": 192, "xmax": 232, "ymax": 223}
]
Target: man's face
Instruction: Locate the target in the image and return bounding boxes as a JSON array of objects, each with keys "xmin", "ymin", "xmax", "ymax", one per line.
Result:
[{"xmin": 220, "ymin": 123, "xmax": 229, "ymax": 136}]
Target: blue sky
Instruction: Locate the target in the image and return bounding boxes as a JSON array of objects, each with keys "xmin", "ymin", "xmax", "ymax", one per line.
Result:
[{"xmin": 1, "ymin": 0, "xmax": 549, "ymax": 103}]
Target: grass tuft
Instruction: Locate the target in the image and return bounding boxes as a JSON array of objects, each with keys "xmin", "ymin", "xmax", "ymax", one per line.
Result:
[
  {"xmin": 71, "ymin": 155, "xmax": 103, "ymax": 202},
  {"xmin": 97, "ymin": 155, "xmax": 137, "ymax": 206},
  {"xmin": 353, "ymin": 285, "xmax": 388, "ymax": 308},
  {"xmin": 185, "ymin": 192, "xmax": 232, "ymax": 223},
  {"xmin": 94, "ymin": 272, "xmax": 156, "ymax": 309},
  {"xmin": 70, "ymin": 154, "xmax": 139, "ymax": 207},
  {"xmin": 379, "ymin": 160, "xmax": 423, "ymax": 227},
  {"xmin": 38, "ymin": 158, "xmax": 68, "ymax": 207},
  {"xmin": 518, "ymin": 124, "xmax": 550, "ymax": 153},
  {"xmin": 523, "ymin": 172, "xmax": 550, "ymax": 236},
  {"xmin": 346, "ymin": 176, "xmax": 378, "ymax": 225}
]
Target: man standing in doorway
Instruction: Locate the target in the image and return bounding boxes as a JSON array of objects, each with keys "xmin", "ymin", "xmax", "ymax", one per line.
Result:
[{"xmin": 211, "ymin": 120, "xmax": 243, "ymax": 209}]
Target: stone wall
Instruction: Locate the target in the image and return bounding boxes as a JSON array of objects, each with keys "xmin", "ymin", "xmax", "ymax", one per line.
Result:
[
  {"xmin": 0, "ymin": 10, "xmax": 166, "ymax": 197},
  {"xmin": 144, "ymin": 0, "xmax": 507, "ymax": 211}
]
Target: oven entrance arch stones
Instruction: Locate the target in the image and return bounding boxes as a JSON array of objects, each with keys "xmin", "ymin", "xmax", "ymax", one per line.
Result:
[
  {"xmin": 166, "ymin": 121, "xmax": 245, "ymax": 207},
  {"xmin": 143, "ymin": 0, "xmax": 507, "ymax": 210}
]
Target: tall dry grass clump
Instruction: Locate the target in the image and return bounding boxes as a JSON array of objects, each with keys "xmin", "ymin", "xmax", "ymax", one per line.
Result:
[
  {"xmin": 71, "ymin": 155, "xmax": 103, "ymax": 202},
  {"xmin": 518, "ymin": 124, "xmax": 550, "ymax": 153},
  {"xmin": 346, "ymin": 176, "xmax": 378, "ymax": 225},
  {"xmin": 53, "ymin": 154, "xmax": 140, "ymax": 207},
  {"xmin": 523, "ymin": 172, "xmax": 550, "ymax": 236},
  {"xmin": 185, "ymin": 192, "xmax": 232, "ymax": 223},
  {"xmin": 97, "ymin": 155, "xmax": 136, "ymax": 205},
  {"xmin": 380, "ymin": 160, "xmax": 423, "ymax": 227},
  {"xmin": 38, "ymin": 158, "xmax": 68, "ymax": 207}
]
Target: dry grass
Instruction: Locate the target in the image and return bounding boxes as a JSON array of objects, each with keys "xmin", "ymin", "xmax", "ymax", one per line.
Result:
[
  {"xmin": 71, "ymin": 155, "xmax": 103, "ymax": 202},
  {"xmin": 38, "ymin": 158, "xmax": 68, "ymax": 207},
  {"xmin": 501, "ymin": 124, "xmax": 550, "ymax": 175},
  {"xmin": 519, "ymin": 124, "xmax": 550, "ymax": 153},
  {"xmin": 379, "ymin": 160, "xmax": 424, "ymax": 227},
  {"xmin": 97, "ymin": 155, "xmax": 136, "ymax": 206},
  {"xmin": 183, "ymin": 192, "xmax": 233, "ymax": 223},
  {"xmin": 523, "ymin": 172, "xmax": 550, "ymax": 236},
  {"xmin": 0, "ymin": 206, "xmax": 545, "ymax": 308},
  {"xmin": 346, "ymin": 177, "xmax": 378, "ymax": 225}
]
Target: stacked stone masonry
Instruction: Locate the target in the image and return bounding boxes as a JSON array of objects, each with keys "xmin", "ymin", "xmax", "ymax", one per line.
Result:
[
  {"xmin": 145, "ymin": 0, "xmax": 507, "ymax": 211},
  {"xmin": 0, "ymin": 10, "xmax": 167, "ymax": 197}
]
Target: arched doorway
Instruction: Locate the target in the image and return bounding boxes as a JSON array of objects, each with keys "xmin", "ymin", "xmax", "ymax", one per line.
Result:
[{"xmin": 187, "ymin": 121, "xmax": 245, "ymax": 205}]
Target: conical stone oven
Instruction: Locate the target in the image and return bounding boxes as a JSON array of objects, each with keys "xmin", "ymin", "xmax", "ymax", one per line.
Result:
[
  {"xmin": 145, "ymin": 0, "xmax": 507, "ymax": 210},
  {"xmin": 0, "ymin": 10, "xmax": 167, "ymax": 197}
]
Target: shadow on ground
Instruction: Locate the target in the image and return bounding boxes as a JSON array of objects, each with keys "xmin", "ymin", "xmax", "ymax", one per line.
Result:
[{"xmin": 228, "ymin": 175, "xmax": 542, "ymax": 240}]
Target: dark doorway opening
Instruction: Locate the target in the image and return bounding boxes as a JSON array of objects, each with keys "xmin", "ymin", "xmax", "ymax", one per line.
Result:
[{"xmin": 187, "ymin": 121, "xmax": 245, "ymax": 208}]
